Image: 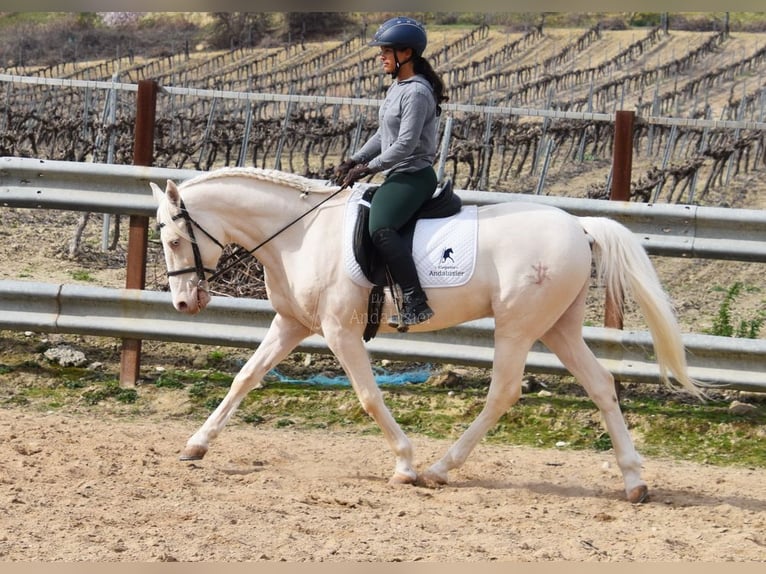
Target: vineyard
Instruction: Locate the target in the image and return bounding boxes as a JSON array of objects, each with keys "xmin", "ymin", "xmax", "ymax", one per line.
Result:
[{"xmin": 1, "ymin": 21, "xmax": 766, "ymax": 204}]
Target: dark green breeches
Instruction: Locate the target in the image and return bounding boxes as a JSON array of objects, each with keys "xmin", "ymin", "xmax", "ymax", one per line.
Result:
[{"xmin": 368, "ymin": 166, "xmax": 437, "ymax": 234}]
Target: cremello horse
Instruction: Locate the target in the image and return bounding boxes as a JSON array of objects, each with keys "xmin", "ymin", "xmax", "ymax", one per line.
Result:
[{"xmin": 151, "ymin": 167, "xmax": 701, "ymax": 503}]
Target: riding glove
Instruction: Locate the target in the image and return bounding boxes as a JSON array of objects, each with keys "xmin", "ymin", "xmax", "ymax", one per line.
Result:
[
  {"xmin": 333, "ymin": 158, "xmax": 357, "ymax": 185},
  {"xmin": 342, "ymin": 163, "xmax": 372, "ymax": 187}
]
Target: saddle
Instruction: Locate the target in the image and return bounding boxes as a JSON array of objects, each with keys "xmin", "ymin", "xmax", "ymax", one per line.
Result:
[
  {"xmin": 353, "ymin": 178, "xmax": 461, "ymax": 340},
  {"xmin": 353, "ymin": 178, "xmax": 460, "ymax": 286}
]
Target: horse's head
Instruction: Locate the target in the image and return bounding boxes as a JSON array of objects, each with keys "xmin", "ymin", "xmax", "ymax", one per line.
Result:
[{"xmin": 151, "ymin": 179, "xmax": 225, "ymax": 315}]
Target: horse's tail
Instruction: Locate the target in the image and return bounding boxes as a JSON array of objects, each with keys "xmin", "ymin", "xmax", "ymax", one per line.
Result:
[{"xmin": 578, "ymin": 216, "xmax": 704, "ymax": 399}]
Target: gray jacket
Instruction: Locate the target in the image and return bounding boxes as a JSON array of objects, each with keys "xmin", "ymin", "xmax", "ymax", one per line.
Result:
[{"xmin": 351, "ymin": 75, "xmax": 438, "ymax": 175}]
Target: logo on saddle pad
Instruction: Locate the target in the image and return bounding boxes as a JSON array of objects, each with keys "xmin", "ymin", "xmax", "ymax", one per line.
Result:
[
  {"xmin": 428, "ymin": 246, "xmax": 465, "ymax": 280},
  {"xmin": 343, "ymin": 187, "xmax": 478, "ymax": 289}
]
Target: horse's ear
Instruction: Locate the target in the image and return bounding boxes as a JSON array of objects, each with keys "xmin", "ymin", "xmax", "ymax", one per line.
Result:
[
  {"xmin": 150, "ymin": 182, "xmax": 164, "ymax": 204},
  {"xmin": 164, "ymin": 179, "xmax": 182, "ymax": 207}
]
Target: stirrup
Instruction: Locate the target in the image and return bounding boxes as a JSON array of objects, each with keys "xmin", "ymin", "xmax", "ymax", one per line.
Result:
[
  {"xmin": 387, "ymin": 290, "xmax": 434, "ymax": 331},
  {"xmin": 387, "ymin": 306, "xmax": 434, "ymax": 331}
]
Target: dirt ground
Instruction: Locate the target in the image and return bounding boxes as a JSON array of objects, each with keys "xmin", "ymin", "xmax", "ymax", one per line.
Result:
[{"xmin": 0, "ymin": 407, "xmax": 764, "ymax": 562}]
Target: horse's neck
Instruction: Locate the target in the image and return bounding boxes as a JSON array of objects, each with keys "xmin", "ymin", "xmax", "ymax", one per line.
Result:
[{"xmin": 186, "ymin": 178, "xmax": 330, "ymax": 267}]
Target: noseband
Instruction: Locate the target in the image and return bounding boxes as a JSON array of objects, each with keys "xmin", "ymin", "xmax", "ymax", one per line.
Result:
[{"xmin": 160, "ymin": 199, "xmax": 226, "ymax": 290}]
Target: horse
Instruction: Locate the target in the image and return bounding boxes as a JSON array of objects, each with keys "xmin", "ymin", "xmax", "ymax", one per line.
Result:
[{"xmin": 151, "ymin": 166, "xmax": 702, "ymax": 504}]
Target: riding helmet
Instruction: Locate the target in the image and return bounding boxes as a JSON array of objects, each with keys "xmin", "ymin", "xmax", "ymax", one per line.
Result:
[{"xmin": 368, "ymin": 16, "xmax": 428, "ymax": 56}]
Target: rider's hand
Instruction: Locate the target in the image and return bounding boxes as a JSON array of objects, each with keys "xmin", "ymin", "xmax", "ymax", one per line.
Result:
[
  {"xmin": 342, "ymin": 163, "xmax": 372, "ymax": 187},
  {"xmin": 333, "ymin": 158, "xmax": 357, "ymax": 185}
]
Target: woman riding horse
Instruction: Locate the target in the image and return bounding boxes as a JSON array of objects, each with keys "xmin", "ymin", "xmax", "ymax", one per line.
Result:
[{"xmin": 335, "ymin": 16, "xmax": 449, "ymax": 327}]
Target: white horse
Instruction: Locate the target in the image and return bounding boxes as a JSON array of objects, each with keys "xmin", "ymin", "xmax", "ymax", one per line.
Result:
[{"xmin": 151, "ymin": 167, "xmax": 702, "ymax": 504}]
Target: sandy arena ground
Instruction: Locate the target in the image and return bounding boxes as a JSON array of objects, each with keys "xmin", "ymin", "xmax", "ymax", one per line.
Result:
[{"xmin": 1, "ymin": 407, "xmax": 765, "ymax": 562}]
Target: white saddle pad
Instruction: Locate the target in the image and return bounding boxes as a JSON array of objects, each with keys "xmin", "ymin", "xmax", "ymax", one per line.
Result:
[{"xmin": 343, "ymin": 187, "xmax": 478, "ymax": 289}]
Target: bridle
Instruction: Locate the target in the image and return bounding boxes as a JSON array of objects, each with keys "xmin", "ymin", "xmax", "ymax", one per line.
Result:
[
  {"xmin": 159, "ymin": 198, "xmax": 225, "ymax": 292},
  {"xmin": 160, "ymin": 183, "xmax": 348, "ymax": 292}
]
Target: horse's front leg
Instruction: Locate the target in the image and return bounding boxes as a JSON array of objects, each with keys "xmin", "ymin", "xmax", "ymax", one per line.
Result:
[
  {"xmin": 325, "ymin": 330, "xmax": 417, "ymax": 484},
  {"xmin": 180, "ymin": 313, "xmax": 311, "ymax": 461}
]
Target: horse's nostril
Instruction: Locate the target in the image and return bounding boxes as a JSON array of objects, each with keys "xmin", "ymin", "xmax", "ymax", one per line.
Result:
[{"xmin": 178, "ymin": 301, "xmax": 188, "ymax": 311}]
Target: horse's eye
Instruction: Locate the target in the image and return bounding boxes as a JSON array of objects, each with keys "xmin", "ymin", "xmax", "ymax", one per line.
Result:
[{"xmin": 169, "ymin": 239, "xmax": 180, "ymax": 248}]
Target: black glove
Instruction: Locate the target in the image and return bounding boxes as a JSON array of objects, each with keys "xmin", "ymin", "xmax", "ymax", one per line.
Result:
[
  {"xmin": 342, "ymin": 163, "xmax": 372, "ymax": 187},
  {"xmin": 333, "ymin": 158, "xmax": 357, "ymax": 185}
]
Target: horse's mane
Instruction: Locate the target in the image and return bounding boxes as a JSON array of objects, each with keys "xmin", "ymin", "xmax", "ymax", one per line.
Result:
[
  {"xmin": 157, "ymin": 168, "xmax": 339, "ymax": 241},
  {"xmin": 180, "ymin": 167, "xmax": 337, "ymax": 194}
]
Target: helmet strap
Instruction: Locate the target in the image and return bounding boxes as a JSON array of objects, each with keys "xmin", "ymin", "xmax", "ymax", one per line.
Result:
[
  {"xmin": 391, "ymin": 50, "xmax": 414, "ymax": 79},
  {"xmin": 391, "ymin": 55, "xmax": 400, "ymax": 78}
]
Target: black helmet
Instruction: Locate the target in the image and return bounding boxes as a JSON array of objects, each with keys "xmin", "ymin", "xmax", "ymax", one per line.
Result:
[{"xmin": 368, "ymin": 17, "xmax": 427, "ymax": 56}]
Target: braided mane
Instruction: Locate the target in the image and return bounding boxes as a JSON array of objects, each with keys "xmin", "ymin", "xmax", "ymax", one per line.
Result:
[{"xmin": 180, "ymin": 167, "xmax": 337, "ymax": 193}]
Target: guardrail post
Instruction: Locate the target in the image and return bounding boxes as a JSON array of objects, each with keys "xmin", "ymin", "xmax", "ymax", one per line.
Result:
[
  {"xmin": 120, "ymin": 79, "xmax": 157, "ymax": 387},
  {"xmin": 608, "ymin": 110, "xmax": 634, "ymax": 395}
]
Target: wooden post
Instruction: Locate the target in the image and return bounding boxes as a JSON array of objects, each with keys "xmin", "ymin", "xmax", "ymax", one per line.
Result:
[
  {"xmin": 607, "ymin": 110, "xmax": 634, "ymax": 396},
  {"xmin": 607, "ymin": 109, "xmax": 634, "ymax": 328},
  {"xmin": 610, "ymin": 110, "xmax": 634, "ymax": 203},
  {"xmin": 120, "ymin": 80, "xmax": 157, "ymax": 387}
]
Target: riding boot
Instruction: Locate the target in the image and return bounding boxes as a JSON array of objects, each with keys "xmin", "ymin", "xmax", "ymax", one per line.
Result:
[
  {"xmin": 371, "ymin": 227, "xmax": 434, "ymax": 327},
  {"xmin": 397, "ymin": 286, "xmax": 434, "ymax": 326}
]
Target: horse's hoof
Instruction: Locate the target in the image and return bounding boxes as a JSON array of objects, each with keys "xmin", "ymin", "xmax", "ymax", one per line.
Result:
[
  {"xmin": 388, "ymin": 472, "xmax": 417, "ymax": 486},
  {"xmin": 627, "ymin": 484, "xmax": 649, "ymax": 504},
  {"xmin": 416, "ymin": 470, "xmax": 448, "ymax": 489},
  {"xmin": 179, "ymin": 444, "xmax": 208, "ymax": 461}
]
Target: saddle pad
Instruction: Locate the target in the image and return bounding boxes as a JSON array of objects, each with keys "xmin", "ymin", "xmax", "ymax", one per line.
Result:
[{"xmin": 343, "ymin": 187, "xmax": 478, "ymax": 288}]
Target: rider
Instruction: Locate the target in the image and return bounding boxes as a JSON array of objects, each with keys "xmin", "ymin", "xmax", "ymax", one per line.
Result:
[{"xmin": 336, "ymin": 16, "xmax": 449, "ymax": 327}]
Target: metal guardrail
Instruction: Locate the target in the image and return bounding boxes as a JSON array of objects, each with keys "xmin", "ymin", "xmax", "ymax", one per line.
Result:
[
  {"xmin": 456, "ymin": 191, "xmax": 766, "ymax": 262},
  {"xmin": 3, "ymin": 157, "xmax": 766, "ymax": 262},
  {"xmin": 1, "ymin": 279, "xmax": 764, "ymax": 392},
  {"xmin": 1, "ymin": 157, "xmax": 764, "ymax": 391}
]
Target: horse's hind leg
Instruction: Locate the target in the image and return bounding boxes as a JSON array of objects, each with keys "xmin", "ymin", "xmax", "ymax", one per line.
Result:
[
  {"xmin": 421, "ymin": 336, "xmax": 528, "ymax": 486},
  {"xmin": 180, "ymin": 313, "xmax": 311, "ymax": 461},
  {"xmin": 540, "ymin": 290, "xmax": 648, "ymax": 503}
]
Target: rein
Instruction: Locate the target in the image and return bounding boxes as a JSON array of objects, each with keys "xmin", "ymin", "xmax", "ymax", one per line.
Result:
[{"xmin": 163, "ymin": 184, "xmax": 348, "ymax": 288}]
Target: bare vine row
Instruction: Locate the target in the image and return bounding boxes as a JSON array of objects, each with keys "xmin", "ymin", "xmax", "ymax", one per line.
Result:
[{"xmin": 2, "ymin": 23, "xmax": 765, "ymax": 206}]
